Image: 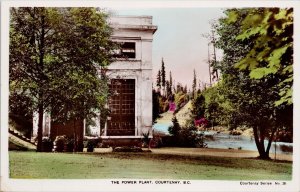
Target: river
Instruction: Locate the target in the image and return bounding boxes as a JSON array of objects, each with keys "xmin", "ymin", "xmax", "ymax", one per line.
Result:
[{"xmin": 153, "ymin": 123, "xmax": 293, "ymax": 155}]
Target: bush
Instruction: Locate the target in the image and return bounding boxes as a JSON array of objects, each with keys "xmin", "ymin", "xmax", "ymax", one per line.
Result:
[
  {"xmin": 65, "ymin": 138, "xmax": 75, "ymax": 152},
  {"xmin": 142, "ymin": 131, "xmax": 151, "ymax": 148},
  {"xmin": 150, "ymin": 132, "xmax": 163, "ymax": 148},
  {"xmin": 87, "ymin": 139, "xmax": 98, "ymax": 152},
  {"xmin": 53, "ymin": 135, "xmax": 66, "ymax": 152},
  {"xmin": 168, "ymin": 116, "xmax": 180, "ymax": 137},
  {"xmin": 41, "ymin": 137, "xmax": 53, "ymax": 152},
  {"xmin": 177, "ymin": 124, "xmax": 202, "ymax": 147},
  {"xmin": 167, "ymin": 117, "xmax": 206, "ymax": 148}
]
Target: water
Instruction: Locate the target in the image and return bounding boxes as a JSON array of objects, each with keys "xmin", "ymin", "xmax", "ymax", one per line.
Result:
[
  {"xmin": 153, "ymin": 123, "xmax": 172, "ymax": 135},
  {"xmin": 153, "ymin": 123, "xmax": 293, "ymax": 155},
  {"xmin": 203, "ymin": 132, "xmax": 292, "ymax": 155}
]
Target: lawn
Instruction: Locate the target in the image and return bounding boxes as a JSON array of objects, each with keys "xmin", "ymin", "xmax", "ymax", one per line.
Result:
[{"xmin": 9, "ymin": 151, "xmax": 292, "ymax": 180}]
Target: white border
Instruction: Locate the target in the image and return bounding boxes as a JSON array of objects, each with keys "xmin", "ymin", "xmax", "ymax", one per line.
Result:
[{"xmin": 1, "ymin": 1, "xmax": 300, "ymax": 192}]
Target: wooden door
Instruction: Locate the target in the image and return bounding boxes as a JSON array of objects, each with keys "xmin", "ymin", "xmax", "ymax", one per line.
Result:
[{"xmin": 107, "ymin": 79, "xmax": 135, "ymax": 136}]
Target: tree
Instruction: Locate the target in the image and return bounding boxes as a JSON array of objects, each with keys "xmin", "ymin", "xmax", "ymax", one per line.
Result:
[
  {"xmin": 169, "ymin": 71, "xmax": 173, "ymax": 94},
  {"xmin": 152, "ymin": 89, "xmax": 160, "ymax": 123},
  {"xmin": 165, "ymin": 80, "xmax": 172, "ymax": 97},
  {"xmin": 233, "ymin": 8, "xmax": 293, "ymax": 106},
  {"xmin": 192, "ymin": 69, "xmax": 197, "ymax": 99},
  {"xmin": 168, "ymin": 116, "xmax": 180, "ymax": 137},
  {"xmin": 156, "ymin": 70, "xmax": 161, "ymax": 89},
  {"xmin": 183, "ymin": 85, "xmax": 188, "ymax": 94},
  {"xmin": 10, "ymin": 8, "xmax": 115, "ymax": 151},
  {"xmin": 214, "ymin": 8, "xmax": 293, "ymax": 159},
  {"xmin": 161, "ymin": 58, "xmax": 166, "ymax": 95},
  {"xmin": 192, "ymin": 94, "xmax": 205, "ymax": 119}
]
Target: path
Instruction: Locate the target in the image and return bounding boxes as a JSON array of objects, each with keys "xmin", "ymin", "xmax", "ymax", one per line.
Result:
[
  {"xmin": 150, "ymin": 147, "xmax": 292, "ymax": 161},
  {"xmin": 91, "ymin": 147, "xmax": 292, "ymax": 162}
]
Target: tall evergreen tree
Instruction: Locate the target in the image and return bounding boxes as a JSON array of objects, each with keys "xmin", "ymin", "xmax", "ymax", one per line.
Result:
[
  {"xmin": 183, "ymin": 85, "xmax": 188, "ymax": 94},
  {"xmin": 161, "ymin": 58, "xmax": 166, "ymax": 95},
  {"xmin": 169, "ymin": 71, "xmax": 173, "ymax": 94},
  {"xmin": 192, "ymin": 69, "xmax": 197, "ymax": 99},
  {"xmin": 156, "ymin": 70, "xmax": 161, "ymax": 89}
]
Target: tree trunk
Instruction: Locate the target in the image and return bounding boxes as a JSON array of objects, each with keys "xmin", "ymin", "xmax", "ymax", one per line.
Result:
[
  {"xmin": 253, "ymin": 126, "xmax": 270, "ymax": 160},
  {"xmin": 36, "ymin": 102, "xmax": 44, "ymax": 152},
  {"xmin": 36, "ymin": 13, "xmax": 46, "ymax": 152},
  {"xmin": 73, "ymin": 119, "xmax": 77, "ymax": 152},
  {"xmin": 266, "ymin": 127, "xmax": 276, "ymax": 156}
]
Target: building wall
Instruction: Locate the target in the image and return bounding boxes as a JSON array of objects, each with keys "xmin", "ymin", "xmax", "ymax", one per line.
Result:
[{"xmin": 101, "ymin": 16, "xmax": 157, "ymax": 139}]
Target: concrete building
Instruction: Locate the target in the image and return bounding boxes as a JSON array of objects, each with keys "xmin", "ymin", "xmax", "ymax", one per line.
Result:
[
  {"xmin": 100, "ymin": 16, "xmax": 157, "ymax": 142},
  {"xmin": 33, "ymin": 15, "xmax": 157, "ymax": 146}
]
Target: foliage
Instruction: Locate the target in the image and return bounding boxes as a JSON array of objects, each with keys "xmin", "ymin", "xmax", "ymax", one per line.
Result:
[
  {"xmin": 161, "ymin": 58, "xmax": 166, "ymax": 89},
  {"xmin": 9, "ymin": 113, "xmax": 33, "ymax": 138},
  {"xmin": 213, "ymin": 8, "xmax": 293, "ymax": 159},
  {"xmin": 192, "ymin": 94, "xmax": 206, "ymax": 119},
  {"xmin": 156, "ymin": 70, "xmax": 161, "ymax": 88},
  {"xmin": 228, "ymin": 8, "xmax": 293, "ymax": 106},
  {"xmin": 142, "ymin": 131, "xmax": 151, "ymax": 148},
  {"xmin": 173, "ymin": 91, "xmax": 187, "ymax": 113},
  {"xmin": 41, "ymin": 137, "xmax": 53, "ymax": 152},
  {"xmin": 152, "ymin": 89, "xmax": 160, "ymax": 123},
  {"xmin": 178, "ymin": 123, "xmax": 204, "ymax": 147},
  {"xmin": 87, "ymin": 139, "xmax": 97, "ymax": 152},
  {"xmin": 204, "ymin": 82, "xmax": 236, "ymax": 127},
  {"xmin": 53, "ymin": 135, "xmax": 66, "ymax": 152},
  {"xmin": 65, "ymin": 138, "xmax": 75, "ymax": 152},
  {"xmin": 169, "ymin": 71, "xmax": 173, "ymax": 93},
  {"xmin": 168, "ymin": 117, "xmax": 203, "ymax": 147},
  {"xmin": 158, "ymin": 96, "xmax": 169, "ymax": 113},
  {"xmin": 192, "ymin": 69, "xmax": 197, "ymax": 99},
  {"xmin": 10, "ymin": 8, "xmax": 115, "ymax": 151},
  {"xmin": 168, "ymin": 116, "xmax": 181, "ymax": 137}
]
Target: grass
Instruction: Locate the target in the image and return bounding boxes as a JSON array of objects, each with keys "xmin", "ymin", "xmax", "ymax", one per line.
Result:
[{"xmin": 9, "ymin": 151, "xmax": 292, "ymax": 180}]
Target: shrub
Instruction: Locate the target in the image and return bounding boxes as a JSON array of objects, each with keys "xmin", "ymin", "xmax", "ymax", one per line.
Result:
[
  {"xmin": 65, "ymin": 138, "xmax": 75, "ymax": 152},
  {"xmin": 178, "ymin": 123, "xmax": 202, "ymax": 147},
  {"xmin": 150, "ymin": 132, "xmax": 163, "ymax": 148},
  {"xmin": 167, "ymin": 118, "xmax": 206, "ymax": 148},
  {"xmin": 53, "ymin": 135, "xmax": 66, "ymax": 152},
  {"xmin": 87, "ymin": 139, "xmax": 99, "ymax": 152},
  {"xmin": 168, "ymin": 116, "xmax": 180, "ymax": 137},
  {"xmin": 142, "ymin": 131, "xmax": 151, "ymax": 148},
  {"xmin": 41, "ymin": 137, "xmax": 53, "ymax": 152}
]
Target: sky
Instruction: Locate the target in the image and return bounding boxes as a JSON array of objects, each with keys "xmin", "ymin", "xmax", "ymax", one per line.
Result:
[{"xmin": 114, "ymin": 7, "xmax": 225, "ymax": 90}]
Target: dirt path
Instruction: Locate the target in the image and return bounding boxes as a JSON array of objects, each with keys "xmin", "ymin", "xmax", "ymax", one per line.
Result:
[
  {"xmin": 92, "ymin": 147, "xmax": 292, "ymax": 162},
  {"xmin": 150, "ymin": 147, "xmax": 292, "ymax": 161}
]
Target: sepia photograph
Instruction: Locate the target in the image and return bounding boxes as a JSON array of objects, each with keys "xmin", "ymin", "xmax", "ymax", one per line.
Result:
[{"xmin": 1, "ymin": 1, "xmax": 299, "ymax": 192}]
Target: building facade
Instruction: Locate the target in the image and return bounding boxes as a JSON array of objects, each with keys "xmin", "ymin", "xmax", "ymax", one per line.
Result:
[{"xmin": 100, "ymin": 16, "xmax": 157, "ymax": 141}]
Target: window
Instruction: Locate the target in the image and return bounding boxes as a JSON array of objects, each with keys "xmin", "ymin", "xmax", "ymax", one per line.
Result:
[
  {"xmin": 121, "ymin": 42, "xmax": 135, "ymax": 58},
  {"xmin": 113, "ymin": 42, "xmax": 136, "ymax": 59}
]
